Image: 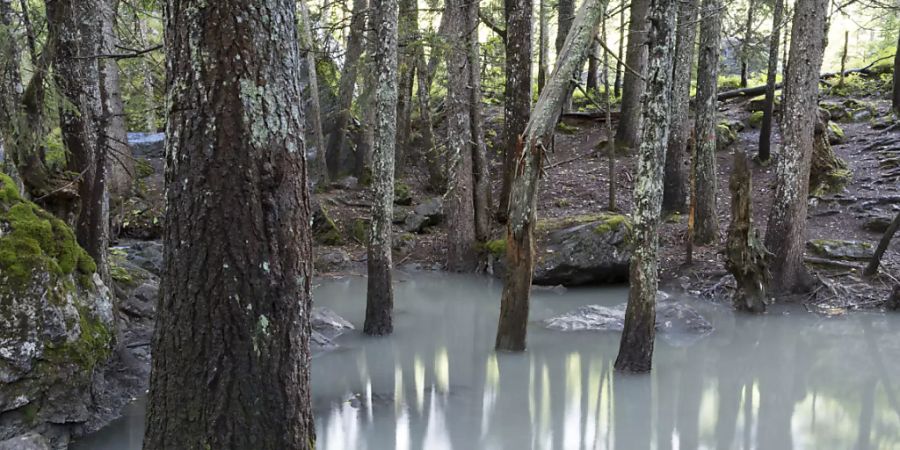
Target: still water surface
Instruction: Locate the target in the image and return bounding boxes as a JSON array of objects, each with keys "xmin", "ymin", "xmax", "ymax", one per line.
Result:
[{"xmin": 74, "ymin": 272, "xmax": 900, "ymax": 449}]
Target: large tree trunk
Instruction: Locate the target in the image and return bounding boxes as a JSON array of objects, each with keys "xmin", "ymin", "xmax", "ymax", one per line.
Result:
[
  {"xmin": 47, "ymin": 0, "xmax": 110, "ymax": 278},
  {"xmin": 892, "ymin": 26, "xmax": 900, "ymax": 114},
  {"xmin": 326, "ymin": 0, "xmax": 367, "ymax": 178},
  {"xmin": 299, "ymin": 0, "xmax": 329, "ymax": 186},
  {"xmin": 614, "ymin": 0, "xmax": 650, "ymax": 151},
  {"xmin": 468, "ymin": 3, "xmax": 491, "ymax": 243},
  {"xmin": 100, "ymin": 0, "xmax": 132, "ymax": 203},
  {"xmin": 691, "ymin": 0, "xmax": 721, "ymax": 245},
  {"xmin": 662, "ymin": 0, "xmax": 698, "ymax": 214},
  {"xmin": 764, "ymin": 0, "xmax": 829, "ymax": 294},
  {"xmin": 537, "ymin": 0, "xmax": 549, "ymax": 92},
  {"xmin": 739, "ymin": 0, "xmax": 754, "ymax": 88},
  {"xmin": 364, "ymin": 0, "xmax": 399, "ymax": 335},
  {"xmin": 0, "ymin": 0, "xmax": 23, "ymax": 186},
  {"xmin": 495, "ymin": 0, "xmax": 606, "ymax": 351},
  {"xmin": 586, "ymin": 39, "xmax": 600, "ymax": 92},
  {"xmin": 499, "ymin": 0, "xmax": 533, "ymax": 223},
  {"xmin": 614, "ymin": 0, "xmax": 675, "ymax": 373},
  {"xmin": 758, "ymin": 0, "xmax": 783, "ymax": 162},
  {"xmin": 395, "ymin": 0, "xmax": 418, "ymax": 170},
  {"xmin": 144, "ymin": 0, "xmax": 316, "ymax": 447},
  {"xmin": 726, "ymin": 150, "xmax": 769, "ymax": 312}
]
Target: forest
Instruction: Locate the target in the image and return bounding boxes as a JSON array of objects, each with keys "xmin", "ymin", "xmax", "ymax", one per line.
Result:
[{"xmin": 1, "ymin": 0, "xmax": 900, "ymax": 447}]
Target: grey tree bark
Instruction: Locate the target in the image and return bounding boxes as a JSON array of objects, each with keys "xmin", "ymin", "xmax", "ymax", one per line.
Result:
[
  {"xmin": 395, "ymin": 0, "xmax": 418, "ymax": 169},
  {"xmin": 614, "ymin": 0, "xmax": 650, "ymax": 151},
  {"xmin": 764, "ymin": 0, "xmax": 829, "ymax": 294},
  {"xmin": 326, "ymin": 0, "xmax": 367, "ymax": 178},
  {"xmin": 100, "ymin": 0, "xmax": 132, "ymax": 203},
  {"xmin": 691, "ymin": 0, "xmax": 721, "ymax": 245},
  {"xmin": 614, "ymin": 4, "xmax": 625, "ymax": 97},
  {"xmin": 614, "ymin": 0, "xmax": 675, "ymax": 373},
  {"xmin": 143, "ymin": 0, "xmax": 316, "ymax": 447},
  {"xmin": 892, "ymin": 26, "xmax": 900, "ymax": 113},
  {"xmin": 299, "ymin": 0, "xmax": 329, "ymax": 186},
  {"xmin": 739, "ymin": 0, "xmax": 755, "ymax": 88},
  {"xmin": 468, "ymin": 2, "xmax": 491, "ymax": 242},
  {"xmin": 586, "ymin": 39, "xmax": 600, "ymax": 92},
  {"xmin": 758, "ymin": 0, "xmax": 784, "ymax": 162},
  {"xmin": 0, "ymin": 0, "xmax": 23, "ymax": 186},
  {"xmin": 726, "ymin": 150, "xmax": 769, "ymax": 312},
  {"xmin": 538, "ymin": 0, "xmax": 549, "ymax": 92},
  {"xmin": 500, "ymin": 0, "xmax": 533, "ymax": 223},
  {"xmin": 556, "ymin": 0, "xmax": 575, "ymax": 110},
  {"xmin": 495, "ymin": 0, "xmax": 606, "ymax": 351}
]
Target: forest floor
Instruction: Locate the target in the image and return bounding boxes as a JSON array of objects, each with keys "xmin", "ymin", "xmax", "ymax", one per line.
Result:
[{"xmin": 313, "ymin": 92, "xmax": 899, "ymax": 311}]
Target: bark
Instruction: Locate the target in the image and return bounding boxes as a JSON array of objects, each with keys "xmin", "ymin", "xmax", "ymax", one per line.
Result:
[
  {"xmin": 556, "ymin": 0, "xmax": 575, "ymax": 110},
  {"xmin": 299, "ymin": 0, "xmax": 329, "ymax": 186},
  {"xmin": 614, "ymin": 0, "xmax": 675, "ymax": 373},
  {"xmin": 538, "ymin": 0, "xmax": 549, "ymax": 92},
  {"xmin": 468, "ymin": 3, "xmax": 491, "ymax": 242},
  {"xmin": 603, "ymin": 11, "xmax": 617, "ymax": 211},
  {"xmin": 47, "ymin": 0, "xmax": 110, "ymax": 278},
  {"xmin": 144, "ymin": 0, "xmax": 316, "ymax": 447},
  {"xmin": 356, "ymin": 12, "xmax": 379, "ymax": 181},
  {"xmin": 839, "ymin": 31, "xmax": 848, "ymax": 86},
  {"xmin": 326, "ymin": 0, "xmax": 367, "ymax": 178},
  {"xmin": 495, "ymin": 0, "xmax": 606, "ymax": 351},
  {"xmin": 662, "ymin": 0, "xmax": 698, "ymax": 214},
  {"xmin": 0, "ymin": 0, "xmax": 22, "ymax": 185},
  {"xmin": 614, "ymin": 5, "xmax": 625, "ymax": 97},
  {"xmin": 758, "ymin": 0, "xmax": 783, "ymax": 162},
  {"xmin": 500, "ymin": 0, "xmax": 533, "ymax": 222},
  {"xmin": 614, "ymin": 0, "xmax": 650, "ymax": 151},
  {"xmin": 892, "ymin": 26, "xmax": 900, "ymax": 114},
  {"xmin": 864, "ymin": 211, "xmax": 900, "ymax": 277},
  {"xmin": 415, "ymin": 51, "xmax": 444, "ymax": 191},
  {"xmin": 100, "ymin": 0, "xmax": 132, "ymax": 202},
  {"xmin": 726, "ymin": 150, "xmax": 769, "ymax": 313},
  {"xmin": 691, "ymin": 0, "xmax": 721, "ymax": 245},
  {"xmin": 364, "ymin": 0, "xmax": 399, "ymax": 335},
  {"xmin": 764, "ymin": 0, "xmax": 828, "ymax": 294},
  {"xmin": 395, "ymin": 0, "xmax": 418, "ymax": 169},
  {"xmin": 739, "ymin": 0, "xmax": 754, "ymax": 88},
  {"xmin": 135, "ymin": 14, "xmax": 157, "ymax": 131},
  {"xmin": 586, "ymin": 39, "xmax": 600, "ymax": 92}
]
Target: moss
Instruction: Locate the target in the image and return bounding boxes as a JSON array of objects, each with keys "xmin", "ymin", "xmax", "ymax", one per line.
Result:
[
  {"xmin": 536, "ymin": 213, "xmax": 632, "ymax": 234},
  {"xmin": 592, "ymin": 214, "xmax": 632, "ymax": 234},
  {"xmin": 135, "ymin": 159, "xmax": 155, "ymax": 179},
  {"xmin": 109, "ymin": 261, "xmax": 133, "ymax": 285},
  {"xmin": 556, "ymin": 122, "xmax": 579, "ymax": 134},
  {"xmin": 483, "ymin": 239, "xmax": 507, "ymax": 257},
  {"xmin": 748, "ymin": 111, "xmax": 764, "ymax": 128},
  {"xmin": 394, "ymin": 182, "xmax": 412, "ymax": 206},
  {"xmin": 828, "ymin": 122, "xmax": 845, "ymax": 139},
  {"xmin": 349, "ymin": 218, "xmax": 369, "ymax": 243},
  {"xmin": 313, "ymin": 204, "xmax": 343, "ymax": 246},
  {"xmin": 43, "ymin": 304, "xmax": 113, "ymax": 371}
]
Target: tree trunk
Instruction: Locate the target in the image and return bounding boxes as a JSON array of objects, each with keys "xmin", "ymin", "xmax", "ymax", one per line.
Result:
[
  {"xmin": 299, "ymin": 0, "xmax": 329, "ymax": 186},
  {"xmin": 603, "ymin": 10, "xmax": 617, "ymax": 211},
  {"xmin": 395, "ymin": 0, "xmax": 418, "ymax": 170},
  {"xmin": 864, "ymin": 211, "xmax": 900, "ymax": 277},
  {"xmin": 364, "ymin": 0, "xmax": 399, "ymax": 336},
  {"xmin": 326, "ymin": 0, "xmax": 367, "ymax": 178},
  {"xmin": 47, "ymin": 0, "xmax": 110, "ymax": 278},
  {"xmin": 468, "ymin": 3, "xmax": 491, "ymax": 243},
  {"xmin": 662, "ymin": 0, "xmax": 698, "ymax": 214},
  {"xmin": 892, "ymin": 26, "xmax": 900, "ymax": 114},
  {"xmin": 135, "ymin": 13, "xmax": 157, "ymax": 131},
  {"xmin": 726, "ymin": 150, "xmax": 769, "ymax": 312},
  {"xmin": 100, "ymin": 0, "xmax": 133, "ymax": 203},
  {"xmin": 691, "ymin": 0, "xmax": 721, "ymax": 245},
  {"xmin": 758, "ymin": 0, "xmax": 783, "ymax": 162},
  {"xmin": 144, "ymin": 0, "xmax": 316, "ymax": 447},
  {"xmin": 839, "ymin": 31, "xmax": 848, "ymax": 86},
  {"xmin": 538, "ymin": 0, "xmax": 549, "ymax": 92},
  {"xmin": 415, "ymin": 51, "xmax": 444, "ymax": 192},
  {"xmin": 739, "ymin": 0, "xmax": 754, "ymax": 88},
  {"xmin": 499, "ymin": 0, "xmax": 533, "ymax": 223},
  {"xmin": 0, "ymin": 0, "xmax": 23, "ymax": 186},
  {"xmin": 556, "ymin": 0, "xmax": 575, "ymax": 110},
  {"xmin": 586, "ymin": 39, "xmax": 600, "ymax": 92},
  {"xmin": 614, "ymin": 0, "xmax": 675, "ymax": 373},
  {"xmin": 614, "ymin": 0, "xmax": 650, "ymax": 151},
  {"xmin": 495, "ymin": 0, "xmax": 606, "ymax": 351},
  {"xmin": 614, "ymin": 5, "xmax": 625, "ymax": 97},
  {"xmin": 764, "ymin": 0, "xmax": 829, "ymax": 294},
  {"xmin": 356, "ymin": 16, "xmax": 379, "ymax": 181}
]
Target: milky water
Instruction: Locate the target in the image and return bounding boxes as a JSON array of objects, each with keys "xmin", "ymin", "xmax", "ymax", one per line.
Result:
[{"xmin": 73, "ymin": 272, "xmax": 900, "ymax": 450}]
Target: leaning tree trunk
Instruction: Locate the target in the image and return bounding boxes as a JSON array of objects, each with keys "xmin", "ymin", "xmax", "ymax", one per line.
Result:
[
  {"xmin": 758, "ymin": 0, "xmax": 783, "ymax": 162},
  {"xmin": 691, "ymin": 0, "xmax": 721, "ymax": 245},
  {"xmin": 499, "ymin": 0, "xmax": 533, "ymax": 222},
  {"xmin": 739, "ymin": 0, "xmax": 754, "ymax": 88},
  {"xmin": 144, "ymin": 0, "xmax": 316, "ymax": 447},
  {"xmin": 614, "ymin": 0, "xmax": 675, "ymax": 373},
  {"xmin": 726, "ymin": 150, "xmax": 769, "ymax": 312},
  {"xmin": 764, "ymin": 0, "xmax": 829, "ymax": 294},
  {"xmin": 662, "ymin": 0, "xmax": 698, "ymax": 214},
  {"xmin": 614, "ymin": 0, "xmax": 650, "ymax": 151},
  {"xmin": 537, "ymin": 0, "xmax": 549, "ymax": 92},
  {"xmin": 467, "ymin": 2, "xmax": 491, "ymax": 242},
  {"xmin": 47, "ymin": 0, "xmax": 110, "ymax": 278},
  {"xmin": 364, "ymin": 0, "xmax": 399, "ymax": 335},
  {"xmin": 863, "ymin": 211, "xmax": 900, "ymax": 277},
  {"xmin": 495, "ymin": 0, "xmax": 606, "ymax": 352},
  {"xmin": 299, "ymin": 0, "xmax": 329, "ymax": 186},
  {"xmin": 892, "ymin": 26, "xmax": 900, "ymax": 114}
]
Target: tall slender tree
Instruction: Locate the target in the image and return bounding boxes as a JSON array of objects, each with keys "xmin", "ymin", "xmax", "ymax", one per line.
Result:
[
  {"xmin": 614, "ymin": 0, "xmax": 676, "ymax": 373},
  {"xmin": 298, "ymin": 0, "xmax": 328, "ymax": 185},
  {"xmin": 691, "ymin": 0, "xmax": 721, "ymax": 245},
  {"xmin": 758, "ymin": 0, "xmax": 784, "ymax": 162},
  {"xmin": 892, "ymin": 26, "xmax": 900, "ymax": 114},
  {"xmin": 615, "ymin": 0, "xmax": 650, "ymax": 151},
  {"xmin": 500, "ymin": 0, "xmax": 533, "ymax": 222},
  {"xmin": 468, "ymin": 2, "xmax": 491, "ymax": 242},
  {"xmin": 144, "ymin": 0, "xmax": 316, "ymax": 447},
  {"xmin": 739, "ymin": 0, "xmax": 755, "ymax": 88},
  {"xmin": 538, "ymin": 0, "xmax": 549, "ymax": 92},
  {"xmin": 396, "ymin": 0, "xmax": 418, "ymax": 168},
  {"xmin": 614, "ymin": 2, "xmax": 625, "ymax": 97},
  {"xmin": 100, "ymin": 0, "xmax": 133, "ymax": 202},
  {"xmin": 326, "ymin": 0, "xmax": 367, "ymax": 178}
]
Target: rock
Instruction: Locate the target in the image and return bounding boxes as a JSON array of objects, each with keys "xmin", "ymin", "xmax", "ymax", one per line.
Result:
[
  {"xmin": 746, "ymin": 94, "xmax": 781, "ymax": 112},
  {"xmin": 533, "ymin": 214, "xmax": 632, "ymax": 286},
  {"xmin": 127, "ymin": 132, "xmax": 165, "ymax": 159},
  {"xmin": 0, "ymin": 433, "xmax": 50, "ymax": 450},
  {"xmin": 716, "ymin": 122, "xmax": 738, "ymax": 150},
  {"xmin": 119, "ymin": 240, "xmax": 164, "ymax": 276},
  {"xmin": 315, "ymin": 248, "xmax": 351, "ymax": 273},
  {"xmin": 748, "ymin": 111, "xmax": 764, "ymax": 128},
  {"xmin": 871, "ymin": 115, "xmax": 897, "ymax": 130},
  {"xmin": 403, "ymin": 197, "xmax": 444, "ymax": 233},
  {"xmin": 394, "ymin": 182, "xmax": 412, "ymax": 206},
  {"xmin": 311, "ymin": 200, "xmax": 342, "ymax": 245},
  {"xmin": 863, "ymin": 215, "xmax": 893, "ymax": 233},
  {"xmin": 310, "ymin": 307, "xmax": 354, "ymax": 353},
  {"xmin": 827, "ymin": 122, "xmax": 845, "ymax": 145},
  {"xmin": 807, "ymin": 239, "xmax": 875, "ymax": 261},
  {"xmin": 392, "ymin": 232, "xmax": 416, "ymax": 256},
  {"xmin": 852, "ymin": 109, "xmax": 873, "ymax": 122},
  {"xmin": 819, "ymin": 101, "xmax": 848, "ymax": 121},
  {"xmin": 119, "ymin": 279, "xmax": 158, "ymax": 319},
  {"xmin": 331, "ymin": 176, "xmax": 359, "ymax": 190}
]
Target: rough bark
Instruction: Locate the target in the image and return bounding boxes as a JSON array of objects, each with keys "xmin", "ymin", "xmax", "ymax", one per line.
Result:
[
  {"xmin": 326, "ymin": 0, "xmax": 367, "ymax": 178},
  {"xmin": 662, "ymin": 0, "xmax": 698, "ymax": 214},
  {"xmin": 468, "ymin": 3, "xmax": 491, "ymax": 242},
  {"xmin": 364, "ymin": 0, "xmax": 399, "ymax": 335},
  {"xmin": 100, "ymin": 0, "xmax": 133, "ymax": 202},
  {"xmin": 538, "ymin": 0, "xmax": 549, "ymax": 92},
  {"xmin": 758, "ymin": 0, "xmax": 783, "ymax": 162},
  {"xmin": 764, "ymin": 0, "xmax": 828, "ymax": 294},
  {"xmin": 892, "ymin": 26, "xmax": 900, "ymax": 114},
  {"xmin": 556, "ymin": 0, "xmax": 575, "ymax": 110},
  {"xmin": 726, "ymin": 150, "xmax": 769, "ymax": 313},
  {"xmin": 614, "ymin": 0, "xmax": 650, "ymax": 151},
  {"xmin": 135, "ymin": 14, "xmax": 157, "ymax": 131},
  {"xmin": 144, "ymin": 0, "xmax": 316, "ymax": 448},
  {"xmin": 415, "ymin": 51, "xmax": 444, "ymax": 191},
  {"xmin": 614, "ymin": 5, "xmax": 625, "ymax": 97},
  {"xmin": 299, "ymin": 0, "xmax": 329, "ymax": 186},
  {"xmin": 495, "ymin": 0, "xmax": 606, "ymax": 351},
  {"xmin": 603, "ymin": 10, "xmax": 617, "ymax": 211},
  {"xmin": 614, "ymin": 0, "xmax": 675, "ymax": 373},
  {"xmin": 0, "ymin": 0, "xmax": 23, "ymax": 185},
  {"xmin": 395, "ymin": 0, "xmax": 418, "ymax": 169},
  {"xmin": 739, "ymin": 0, "xmax": 754, "ymax": 88},
  {"xmin": 691, "ymin": 0, "xmax": 721, "ymax": 245},
  {"xmin": 864, "ymin": 211, "xmax": 900, "ymax": 277},
  {"xmin": 500, "ymin": 0, "xmax": 533, "ymax": 222},
  {"xmin": 586, "ymin": 39, "xmax": 600, "ymax": 92}
]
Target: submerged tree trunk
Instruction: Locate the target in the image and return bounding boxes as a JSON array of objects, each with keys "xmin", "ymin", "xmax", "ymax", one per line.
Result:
[
  {"xmin": 614, "ymin": 0, "xmax": 675, "ymax": 373},
  {"xmin": 326, "ymin": 0, "xmax": 367, "ymax": 178},
  {"xmin": 538, "ymin": 0, "xmax": 549, "ymax": 92},
  {"xmin": 299, "ymin": 0, "xmax": 329, "ymax": 186},
  {"xmin": 495, "ymin": 0, "xmax": 606, "ymax": 351},
  {"xmin": 739, "ymin": 0, "xmax": 754, "ymax": 88},
  {"xmin": 144, "ymin": 0, "xmax": 316, "ymax": 447},
  {"xmin": 691, "ymin": 0, "xmax": 721, "ymax": 245},
  {"xmin": 662, "ymin": 0, "xmax": 698, "ymax": 214},
  {"xmin": 758, "ymin": 0, "xmax": 783, "ymax": 162},
  {"xmin": 615, "ymin": 0, "xmax": 650, "ymax": 151},
  {"xmin": 864, "ymin": 211, "xmax": 900, "ymax": 277},
  {"xmin": 500, "ymin": 0, "xmax": 533, "ymax": 222},
  {"xmin": 726, "ymin": 150, "xmax": 769, "ymax": 312},
  {"xmin": 764, "ymin": 0, "xmax": 829, "ymax": 294},
  {"xmin": 364, "ymin": 0, "xmax": 399, "ymax": 335}
]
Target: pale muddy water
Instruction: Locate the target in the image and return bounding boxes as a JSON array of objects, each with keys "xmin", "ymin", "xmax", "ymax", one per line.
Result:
[{"xmin": 74, "ymin": 272, "xmax": 900, "ymax": 449}]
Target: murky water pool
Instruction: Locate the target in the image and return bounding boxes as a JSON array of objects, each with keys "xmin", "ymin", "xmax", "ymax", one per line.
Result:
[{"xmin": 74, "ymin": 272, "xmax": 900, "ymax": 449}]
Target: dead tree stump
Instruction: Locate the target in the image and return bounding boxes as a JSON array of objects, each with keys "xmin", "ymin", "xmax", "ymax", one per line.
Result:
[{"xmin": 726, "ymin": 149, "xmax": 770, "ymax": 312}]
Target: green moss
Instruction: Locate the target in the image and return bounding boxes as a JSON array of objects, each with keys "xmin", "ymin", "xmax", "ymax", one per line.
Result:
[
  {"xmin": 592, "ymin": 214, "xmax": 632, "ymax": 234},
  {"xmin": 556, "ymin": 122, "xmax": 579, "ymax": 134},
  {"xmin": 43, "ymin": 304, "xmax": 113, "ymax": 371},
  {"xmin": 483, "ymin": 239, "xmax": 507, "ymax": 257},
  {"xmin": 349, "ymin": 218, "xmax": 369, "ymax": 243},
  {"xmin": 313, "ymin": 204, "xmax": 343, "ymax": 246},
  {"xmin": 394, "ymin": 182, "xmax": 412, "ymax": 206},
  {"xmin": 109, "ymin": 262, "xmax": 133, "ymax": 285},
  {"xmin": 828, "ymin": 122, "xmax": 845, "ymax": 139},
  {"xmin": 536, "ymin": 213, "xmax": 632, "ymax": 234},
  {"xmin": 748, "ymin": 111, "xmax": 764, "ymax": 128}
]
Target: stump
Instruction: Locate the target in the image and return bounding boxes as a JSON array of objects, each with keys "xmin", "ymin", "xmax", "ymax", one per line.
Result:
[
  {"xmin": 725, "ymin": 150, "xmax": 770, "ymax": 312},
  {"xmin": 810, "ymin": 112, "xmax": 850, "ymax": 195}
]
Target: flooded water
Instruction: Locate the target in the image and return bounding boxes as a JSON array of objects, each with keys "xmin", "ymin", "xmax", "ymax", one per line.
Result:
[{"xmin": 74, "ymin": 272, "xmax": 900, "ymax": 449}]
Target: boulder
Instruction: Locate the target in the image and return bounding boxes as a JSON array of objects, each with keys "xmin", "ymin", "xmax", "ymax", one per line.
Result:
[
  {"xmin": 118, "ymin": 240, "xmax": 164, "ymax": 276},
  {"xmin": 315, "ymin": 248, "xmax": 351, "ymax": 273},
  {"xmin": 127, "ymin": 132, "xmax": 165, "ymax": 159},
  {"xmin": 748, "ymin": 111, "xmax": 764, "ymax": 129},
  {"xmin": 310, "ymin": 307, "xmax": 354, "ymax": 354},
  {"xmin": 403, "ymin": 197, "xmax": 444, "ymax": 233},
  {"xmin": 532, "ymin": 215, "xmax": 632, "ymax": 285},
  {"xmin": 863, "ymin": 215, "xmax": 894, "ymax": 233},
  {"xmin": 827, "ymin": 121, "xmax": 845, "ymax": 145},
  {"xmin": 0, "ymin": 433, "xmax": 50, "ymax": 450},
  {"xmin": 716, "ymin": 122, "xmax": 739, "ymax": 151},
  {"xmin": 394, "ymin": 182, "xmax": 412, "ymax": 206},
  {"xmin": 807, "ymin": 239, "xmax": 875, "ymax": 261}
]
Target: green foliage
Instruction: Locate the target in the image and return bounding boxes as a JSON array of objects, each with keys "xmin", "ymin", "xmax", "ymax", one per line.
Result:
[
  {"xmin": 556, "ymin": 122, "xmax": 579, "ymax": 134},
  {"xmin": 483, "ymin": 239, "xmax": 507, "ymax": 257}
]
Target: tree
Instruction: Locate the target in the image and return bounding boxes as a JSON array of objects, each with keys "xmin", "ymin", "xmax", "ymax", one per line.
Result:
[
  {"xmin": 468, "ymin": 2, "xmax": 491, "ymax": 242},
  {"xmin": 364, "ymin": 0, "xmax": 400, "ymax": 335},
  {"xmin": 614, "ymin": 0, "xmax": 676, "ymax": 373},
  {"xmin": 662, "ymin": 0, "xmax": 698, "ymax": 214},
  {"xmin": 0, "ymin": 0, "xmax": 23, "ymax": 185},
  {"xmin": 100, "ymin": 0, "xmax": 133, "ymax": 202},
  {"xmin": 726, "ymin": 150, "xmax": 769, "ymax": 312},
  {"xmin": 758, "ymin": 0, "xmax": 784, "ymax": 162},
  {"xmin": 144, "ymin": 0, "xmax": 316, "ymax": 447},
  {"xmin": 691, "ymin": 0, "xmax": 721, "ymax": 245},
  {"xmin": 614, "ymin": 0, "xmax": 649, "ymax": 151},
  {"xmin": 298, "ymin": 0, "xmax": 329, "ymax": 185},
  {"xmin": 499, "ymin": 0, "xmax": 533, "ymax": 223},
  {"xmin": 495, "ymin": 0, "xmax": 606, "ymax": 351},
  {"xmin": 892, "ymin": 26, "xmax": 900, "ymax": 114},
  {"xmin": 556, "ymin": 0, "xmax": 575, "ymax": 109},
  {"xmin": 538, "ymin": 0, "xmax": 549, "ymax": 91},
  {"xmin": 326, "ymin": 0, "xmax": 367, "ymax": 178},
  {"xmin": 614, "ymin": 3, "xmax": 625, "ymax": 97},
  {"xmin": 864, "ymin": 211, "xmax": 900, "ymax": 277},
  {"xmin": 395, "ymin": 0, "xmax": 418, "ymax": 167},
  {"xmin": 739, "ymin": 0, "xmax": 755, "ymax": 88},
  {"xmin": 764, "ymin": 0, "xmax": 829, "ymax": 294}
]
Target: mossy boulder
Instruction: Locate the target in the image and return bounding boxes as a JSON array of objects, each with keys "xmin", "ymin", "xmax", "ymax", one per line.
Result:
[
  {"xmin": 820, "ymin": 99, "xmax": 875, "ymax": 123},
  {"xmin": 311, "ymin": 200, "xmax": 342, "ymax": 245},
  {"xmin": 0, "ymin": 174, "xmax": 114, "ymax": 443},
  {"xmin": 807, "ymin": 239, "xmax": 874, "ymax": 261},
  {"xmin": 748, "ymin": 111, "xmax": 764, "ymax": 129},
  {"xmin": 746, "ymin": 93, "xmax": 781, "ymax": 112},
  {"xmin": 393, "ymin": 182, "xmax": 412, "ymax": 206},
  {"xmin": 716, "ymin": 122, "xmax": 739, "ymax": 150},
  {"xmin": 827, "ymin": 121, "xmax": 845, "ymax": 144}
]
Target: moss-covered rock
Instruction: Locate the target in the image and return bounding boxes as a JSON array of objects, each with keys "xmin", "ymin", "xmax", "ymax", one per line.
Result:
[
  {"xmin": 349, "ymin": 218, "xmax": 370, "ymax": 243},
  {"xmin": 716, "ymin": 123, "xmax": 738, "ymax": 150},
  {"xmin": 827, "ymin": 121, "xmax": 845, "ymax": 144},
  {"xmin": 807, "ymin": 239, "xmax": 874, "ymax": 261},
  {"xmin": 394, "ymin": 182, "xmax": 412, "ymax": 206},
  {"xmin": 311, "ymin": 201, "xmax": 342, "ymax": 245}
]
